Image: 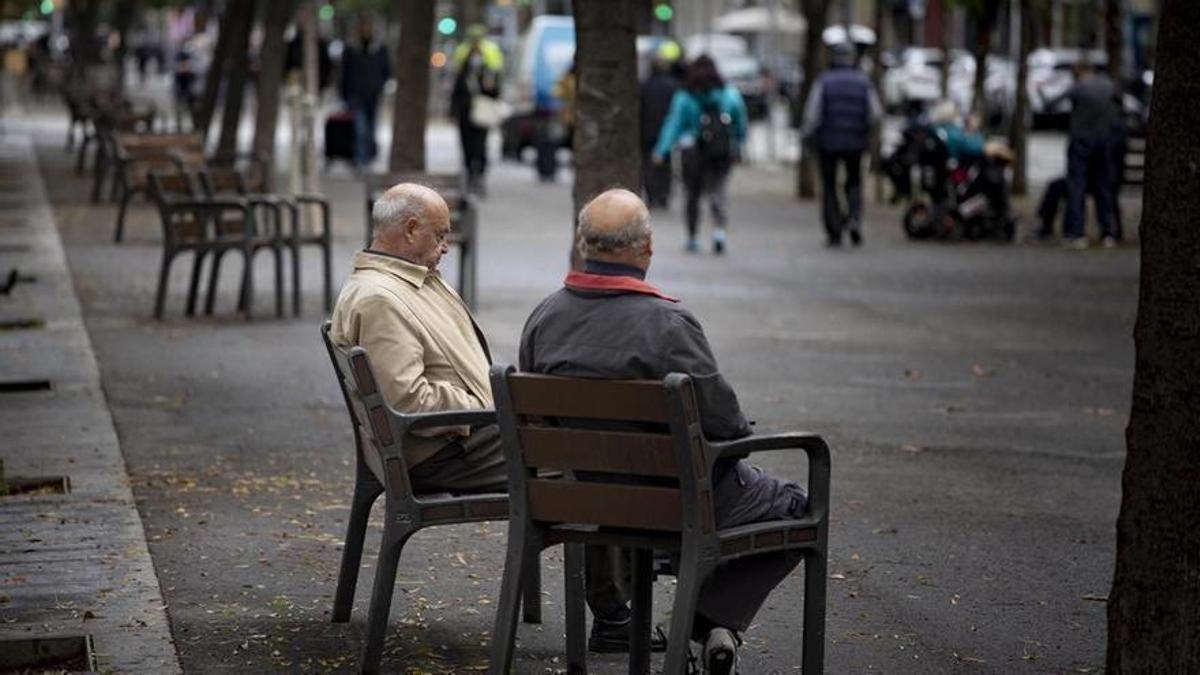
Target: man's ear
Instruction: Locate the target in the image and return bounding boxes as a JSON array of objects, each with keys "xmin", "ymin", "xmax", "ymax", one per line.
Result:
[{"xmin": 404, "ymin": 216, "xmax": 421, "ymax": 241}]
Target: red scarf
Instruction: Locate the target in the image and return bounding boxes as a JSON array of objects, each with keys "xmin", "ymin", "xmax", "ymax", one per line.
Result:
[{"xmin": 563, "ymin": 271, "xmax": 679, "ymax": 303}]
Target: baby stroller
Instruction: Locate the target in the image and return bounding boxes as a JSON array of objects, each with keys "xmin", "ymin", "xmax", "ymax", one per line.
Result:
[{"xmin": 885, "ymin": 119, "xmax": 1016, "ymax": 241}]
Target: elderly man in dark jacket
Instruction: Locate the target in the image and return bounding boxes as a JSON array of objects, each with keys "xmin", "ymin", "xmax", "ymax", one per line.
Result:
[
  {"xmin": 518, "ymin": 188, "xmax": 808, "ymax": 673},
  {"xmin": 802, "ymin": 42, "xmax": 883, "ymax": 246}
]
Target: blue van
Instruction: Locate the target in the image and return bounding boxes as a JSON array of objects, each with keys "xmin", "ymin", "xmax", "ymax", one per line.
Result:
[{"xmin": 501, "ymin": 15, "xmax": 575, "ymax": 160}]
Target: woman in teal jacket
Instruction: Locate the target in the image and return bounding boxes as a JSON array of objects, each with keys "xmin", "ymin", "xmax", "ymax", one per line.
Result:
[{"xmin": 653, "ymin": 55, "xmax": 748, "ymax": 254}]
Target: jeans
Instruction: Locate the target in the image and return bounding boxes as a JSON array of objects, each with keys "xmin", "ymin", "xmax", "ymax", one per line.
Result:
[
  {"xmin": 819, "ymin": 150, "xmax": 864, "ymax": 242},
  {"xmin": 1064, "ymin": 135, "xmax": 1114, "ymax": 239}
]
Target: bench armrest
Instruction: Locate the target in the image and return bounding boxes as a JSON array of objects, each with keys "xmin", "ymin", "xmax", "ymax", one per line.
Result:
[
  {"xmin": 396, "ymin": 409, "xmax": 497, "ymax": 434},
  {"xmin": 708, "ymin": 432, "xmax": 831, "ymax": 520}
]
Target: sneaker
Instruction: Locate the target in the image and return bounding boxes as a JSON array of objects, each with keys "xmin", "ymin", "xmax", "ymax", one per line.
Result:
[
  {"xmin": 685, "ymin": 237, "xmax": 700, "ymax": 253},
  {"xmin": 1102, "ymin": 235, "xmax": 1117, "ymax": 249},
  {"xmin": 1062, "ymin": 237, "xmax": 1090, "ymax": 250},
  {"xmin": 712, "ymin": 228, "xmax": 727, "ymax": 255},
  {"xmin": 588, "ymin": 619, "xmax": 668, "ymax": 654},
  {"xmin": 703, "ymin": 627, "xmax": 740, "ymax": 675}
]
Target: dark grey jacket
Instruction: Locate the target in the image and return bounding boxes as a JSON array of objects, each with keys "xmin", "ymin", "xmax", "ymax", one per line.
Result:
[{"xmin": 518, "ymin": 282, "xmax": 752, "ymax": 443}]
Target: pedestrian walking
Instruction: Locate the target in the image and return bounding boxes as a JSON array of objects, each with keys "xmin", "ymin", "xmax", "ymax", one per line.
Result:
[
  {"xmin": 801, "ymin": 42, "xmax": 883, "ymax": 247},
  {"xmin": 340, "ymin": 17, "xmax": 390, "ymax": 170},
  {"xmin": 652, "ymin": 55, "xmax": 748, "ymax": 254},
  {"xmin": 450, "ymin": 25, "xmax": 504, "ymax": 195},
  {"xmin": 1039, "ymin": 62, "xmax": 1121, "ymax": 248},
  {"xmin": 640, "ymin": 49, "xmax": 680, "ymax": 210}
]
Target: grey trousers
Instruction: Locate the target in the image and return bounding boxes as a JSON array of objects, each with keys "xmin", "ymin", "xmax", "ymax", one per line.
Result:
[
  {"xmin": 586, "ymin": 459, "xmax": 807, "ymax": 633},
  {"xmin": 408, "ymin": 424, "xmax": 508, "ymax": 494}
]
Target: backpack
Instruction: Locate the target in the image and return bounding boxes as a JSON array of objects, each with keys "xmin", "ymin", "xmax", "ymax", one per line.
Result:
[{"xmin": 696, "ymin": 95, "xmax": 734, "ymax": 163}]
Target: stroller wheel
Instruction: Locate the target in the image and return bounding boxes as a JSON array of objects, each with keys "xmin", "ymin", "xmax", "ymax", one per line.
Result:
[
  {"xmin": 963, "ymin": 217, "xmax": 986, "ymax": 241},
  {"xmin": 903, "ymin": 202, "xmax": 938, "ymax": 240}
]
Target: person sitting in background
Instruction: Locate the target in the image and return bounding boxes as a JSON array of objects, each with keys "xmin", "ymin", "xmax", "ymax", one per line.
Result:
[{"xmin": 929, "ymin": 101, "xmax": 1015, "ymax": 226}]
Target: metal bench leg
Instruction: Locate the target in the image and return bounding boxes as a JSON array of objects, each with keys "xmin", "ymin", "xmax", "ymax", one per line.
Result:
[
  {"xmin": 487, "ymin": 522, "xmax": 538, "ymax": 675},
  {"xmin": 333, "ymin": 463, "xmax": 383, "ymax": 623},
  {"xmin": 360, "ymin": 517, "xmax": 414, "ymax": 674},
  {"xmin": 663, "ymin": 546, "xmax": 707, "ymax": 675},
  {"xmin": 802, "ymin": 547, "xmax": 828, "ymax": 675},
  {"xmin": 290, "ymin": 241, "xmax": 302, "ymax": 317},
  {"xmin": 240, "ymin": 245, "xmax": 255, "ymax": 321},
  {"xmin": 114, "ymin": 189, "xmax": 132, "ymax": 243},
  {"xmin": 273, "ymin": 242, "xmax": 284, "ymax": 319},
  {"xmin": 185, "ymin": 249, "xmax": 206, "ymax": 317},
  {"xmin": 153, "ymin": 250, "xmax": 173, "ymax": 320},
  {"xmin": 565, "ymin": 542, "xmax": 587, "ymax": 675},
  {"xmin": 204, "ymin": 248, "xmax": 227, "ymax": 316},
  {"xmin": 521, "ymin": 549, "xmax": 542, "ymax": 624},
  {"xmin": 322, "ymin": 237, "xmax": 333, "ymax": 314},
  {"xmin": 629, "ymin": 548, "xmax": 653, "ymax": 675}
]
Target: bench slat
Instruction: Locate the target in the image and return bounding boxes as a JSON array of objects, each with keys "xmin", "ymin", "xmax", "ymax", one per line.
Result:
[
  {"xmin": 508, "ymin": 374, "xmax": 668, "ymax": 423},
  {"xmin": 519, "ymin": 427, "xmax": 677, "ymax": 476},
  {"xmin": 527, "ymin": 479, "xmax": 682, "ymax": 531}
]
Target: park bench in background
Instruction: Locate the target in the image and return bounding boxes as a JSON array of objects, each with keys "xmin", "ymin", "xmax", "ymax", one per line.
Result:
[
  {"xmin": 486, "ymin": 365, "xmax": 831, "ymax": 675},
  {"xmin": 363, "ymin": 172, "xmax": 478, "ymax": 308},
  {"xmin": 112, "ymin": 132, "xmax": 204, "ymax": 243},
  {"xmin": 320, "ymin": 323, "xmax": 542, "ymax": 674}
]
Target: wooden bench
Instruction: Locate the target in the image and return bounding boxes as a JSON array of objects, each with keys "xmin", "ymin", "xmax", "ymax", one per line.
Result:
[
  {"xmin": 363, "ymin": 172, "xmax": 478, "ymax": 308},
  {"xmin": 112, "ymin": 132, "xmax": 205, "ymax": 243},
  {"xmin": 486, "ymin": 365, "xmax": 831, "ymax": 675},
  {"xmin": 320, "ymin": 323, "xmax": 541, "ymax": 674}
]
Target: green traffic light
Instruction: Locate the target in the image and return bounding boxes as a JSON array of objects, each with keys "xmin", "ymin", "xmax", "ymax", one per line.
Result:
[
  {"xmin": 318, "ymin": 4, "xmax": 334, "ymax": 21},
  {"xmin": 437, "ymin": 17, "xmax": 458, "ymax": 36},
  {"xmin": 39, "ymin": 0, "xmax": 54, "ymax": 15},
  {"xmin": 654, "ymin": 3, "xmax": 673, "ymax": 22}
]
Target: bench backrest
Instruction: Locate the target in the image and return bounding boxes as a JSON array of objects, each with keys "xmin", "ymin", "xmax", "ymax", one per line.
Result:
[
  {"xmin": 147, "ymin": 170, "xmax": 206, "ymax": 243},
  {"xmin": 116, "ymin": 132, "xmax": 205, "ymax": 186},
  {"xmin": 490, "ymin": 366, "xmax": 717, "ymax": 534}
]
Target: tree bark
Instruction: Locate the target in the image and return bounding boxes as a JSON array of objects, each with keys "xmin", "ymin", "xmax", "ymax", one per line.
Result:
[
  {"xmin": 570, "ymin": 0, "xmax": 641, "ymax": 270},
  {"xmin": 1008, "ymin": 0, "xmax": 1034, "ymax": 196},
  {"xmin": 970, "ymin": 0, "xmax": 999, "ymax": 120},
  {"xmin": 253, "ymin": 0, "xmax": 295, "ymax": 184},
  {"xmin": 869, "ymin": 0, "xmax": 887, "ymax": 203},
  {"xmin": 68, "ymin": 0, "xmax": 101, "ymax": 86},
  {"xmin": 197, "ymin": 4, "xmax": 239, "ymax": 139},
  {"xmin": 1107, "ymin": 0, "xmax": 1200, "ymax": 670},
  {"xmin": 1104, "ymin": 0, "xmax": 1123, "ymax": 83},
  {"xmin": 796, "ymin": 0, "xmax": 829, "ymax": 199},
  {"xmin": 390, "ymin": 0, "xmax": 435, "ymax": 172},
  {"xmin": 216, "ymin": 0, "xmax": 259, "ymax": 156}
]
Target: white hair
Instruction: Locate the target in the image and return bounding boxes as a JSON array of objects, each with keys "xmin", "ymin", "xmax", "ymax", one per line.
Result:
[
  {"xmin": 372, "ymin": 191, "xmax": 426, "ymax": 235},
  {"xmin": 576, "ymin": 200, "xmax": 652, "ymax": 258}
]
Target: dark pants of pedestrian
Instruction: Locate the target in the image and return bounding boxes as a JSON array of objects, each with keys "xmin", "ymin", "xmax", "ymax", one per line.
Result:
[
  {"xmin": 642, "ymin": 147, "xmax": 673, "ymax": 210},
  {"xmin": 1064, "ymin": 135, "xmax": 1114, "ymax": 240},
  {"xmin": 351, "ymin": 97, "xmax": 380, "ymax": 169},
  {"xmin": 407, "ymin": 424, "xmax": 507, "ymax": 494},
  {"xmin": 819, "ymin": 150, "xmax": 863, "ymax": 243},
  {"xmin": 586, "ymin": 460, "xmax": 807, "ymax": 638},
  {"xmin": 681, "ymin": 149, "xmax": 731, "ymax": 241},
  {"xmin": 458, "ymin": 117, "xmax": 490, "ymax": 191}
]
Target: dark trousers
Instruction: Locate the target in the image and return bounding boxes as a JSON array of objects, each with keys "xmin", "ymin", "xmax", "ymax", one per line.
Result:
[
  {"xmin": 407, "ymin": 425, "xmax": 507, "ymax": 494},
  {"xmin": 681, "ymin": 150, "xmax": 731, "ymax": 239},
  {"xmin": 642, "ymin": 148, "xmax": 673, "ymax": 209},
  {"xmin": 819, "ymin": 150, "xmax": 864, "ymax": 242},
  {"xmin": 1037, "ymin": 177, "xmax": 1069, "ymax": 236},
  {"xmin": 1064, "ymin": 135, "xmax": 1114, "ymax": 239},
  {"xmin": 351, "ymin": 98, "xmax": 379, "ymax": 168},
  {"xmin": 586, "ymin": 460, "xmax": 807, "ymax": 634},
  {"xmin": 458, "ymin": 118, "xmax": 490, "ymax": 187}
]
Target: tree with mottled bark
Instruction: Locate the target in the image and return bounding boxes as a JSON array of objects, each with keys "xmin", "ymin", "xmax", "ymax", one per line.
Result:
[
  {"xmin": 253, "ymin": 0, "xmax": 295, "ymax": 186},
  {"xmin": 968, "ymin": 0, "xmax": 1000, "ymax": 121},
  {"xmin": 570, "ymin": 0, "xmax": 640, "ymax": 269},
  {"xmin": 216, "ymin": 0, "xmax": 259, "ymax": 156},
  {"xmin": 389, "ymin": 0, "xmax": 435, "ymax": 172},
  {"xmin": 1008, "ymin": 0, "xmax": 1035, "ymax": 196},
  {"xmin": 795, "ymin": 0, "xmax": 830, "ymax": 199},
  {"xmin": 1104, "ymin": 0, "xmax": 1123, "ymax": 84},
  {"xmin": 197, "ymin": 4, "xmax": 238, "ymax": 138},
  {"xmin": 1107, "ymin": 1, "xmax": 1200, "ymax": 670}
]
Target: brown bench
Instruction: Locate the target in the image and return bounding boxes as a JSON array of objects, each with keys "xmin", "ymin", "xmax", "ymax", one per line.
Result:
[
  {"xmin": 320, "ymin": 322, "xmax": 541, "ymax": 673},
  {"xmin": 364, "ymin": 172, "xmax": 478, "ymax": 308},
  {"xmin": 486, "ymin": 365, "xmax": 831, "ymax": 674},
  {"xmin": 112, "ymin": 132, "xmax": 205, "ymax": 243}
]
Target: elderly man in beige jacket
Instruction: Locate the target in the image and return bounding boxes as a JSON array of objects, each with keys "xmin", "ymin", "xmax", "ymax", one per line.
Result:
[{"xmin": 329, "ymin": 183, "xmax": 504, "ymax": 492}]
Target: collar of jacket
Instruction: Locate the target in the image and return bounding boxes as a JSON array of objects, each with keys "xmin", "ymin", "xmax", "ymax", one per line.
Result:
[
  {"xmin": 563, "ymin": 271, "xmax": 679, "ymax": 303},
  {"xmin": 354, "ymin": 250, "xmax": 432, "ymax": 288}
]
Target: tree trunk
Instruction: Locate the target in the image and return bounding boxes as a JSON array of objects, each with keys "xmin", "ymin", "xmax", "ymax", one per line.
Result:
[
  {"xmin": 971, "ymin": 1, "xmax": 999, "ymax": 120},
  {"xmin": 390, "ymin": 0, "xmax": 435, "ymax": 172},
  {"xmin": 796, "ymin": 0, "xmax": 829, "ymax": 199},
  {"xmin": 216, "ymin": 0, "xmax": 259, "ymax": 156},
  {"xmin": 112, "ymin": 0, "xmax": 139, "ymax": 89},
  {"xmin": 1008, "ymin": 0, "xmax": 1034, "ymax": 196},
  {"xmin": 68, "ymin": 0, "xmax": 101, "ymax": 86},
  {"xmin": 570, "ymin": 0, "xmax": 641, "ymax": 269},
  {"xmin": 197, "ymin": 4, "xmax": 238, "ymax": 139},
  {"xmin": 253, "ymin": 0, "xmax": 295, "ymax": 185},
  {"xmin": 1107, "ymin": 0, "xmax": 1200, "ymax": 670},
  {"xmin": 869, "ymin": 0, "xmax": 886, "ymax": 203},
  {"xmin": 1105, "ymin": 0, "xmax": 1123, "ymax": 84}
]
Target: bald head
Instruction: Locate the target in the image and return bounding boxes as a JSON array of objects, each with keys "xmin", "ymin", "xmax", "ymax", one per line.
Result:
[
  {"xmin": 577, "ymin": 189, "xmax": 653, "ymax": 267},
  {"xmin": 371, "ymin": 183, "xmax": 452, "ymax": 271}
]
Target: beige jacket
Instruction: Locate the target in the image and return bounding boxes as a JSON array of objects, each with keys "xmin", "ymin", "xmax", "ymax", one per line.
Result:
[{"xmin": 329, "ymin": 251, "xmax": 492, "ymax": 467}]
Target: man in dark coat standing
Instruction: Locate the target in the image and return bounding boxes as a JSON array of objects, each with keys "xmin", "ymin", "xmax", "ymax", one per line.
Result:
[
  {"xmin": 340, "ymin": 17, "xmax": 390, "ymax": 169},
  {"xmin": 802, "ymin": 42, "xmax": 882, "ymax": 246},
  {"xmin": 640, "ymin": 55, "xmax": 679, "ymax": 210},
  {"xmin": 519, "ymin": 189, "xmax": 809, "ymax": 673}
]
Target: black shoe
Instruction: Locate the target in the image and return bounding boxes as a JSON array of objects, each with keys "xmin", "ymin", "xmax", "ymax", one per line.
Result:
[
  {"xmin": 826, "ymin": 236, "xmax": 842, "ymax": 247},
  {"xmin": 849, "ymin": 229, "xmax": 862, "ymax": 246},
  {"xmin": 588, "ymin": 620, "xmax": 668, "ymax": 653}
]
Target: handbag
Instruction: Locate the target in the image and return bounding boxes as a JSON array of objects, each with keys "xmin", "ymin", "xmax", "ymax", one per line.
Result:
[{"xmin": 470, "ymin": 94, "xmax": 509, "ymax": 128}]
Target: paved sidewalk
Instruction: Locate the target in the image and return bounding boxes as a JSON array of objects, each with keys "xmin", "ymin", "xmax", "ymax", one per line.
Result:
[{"xmin": 0, "ymin": 136, "xmax": 178, "ymax": 671}]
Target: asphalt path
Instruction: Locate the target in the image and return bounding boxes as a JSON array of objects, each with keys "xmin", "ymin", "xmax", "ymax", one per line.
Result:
[{"xmin": 34, "ymin": 115, "xmax": 1134, "ymax": 673}]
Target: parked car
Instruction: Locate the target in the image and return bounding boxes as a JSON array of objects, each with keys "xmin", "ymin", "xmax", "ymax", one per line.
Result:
[{"xmin": 500, "ymin": 15, "xmax": 575, "ymax": 160}]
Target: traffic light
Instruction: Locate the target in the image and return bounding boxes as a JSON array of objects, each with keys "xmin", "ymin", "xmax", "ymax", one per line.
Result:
[
  {"xmin": 653, "ymin": 3, "xmax": 673, "ymax": 22},
  {"xmin": 437, "ymin": 17, "xmax": 458, "ymax": 36}
]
